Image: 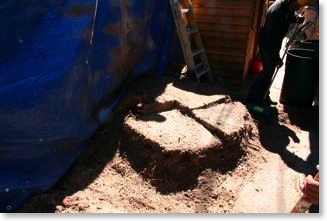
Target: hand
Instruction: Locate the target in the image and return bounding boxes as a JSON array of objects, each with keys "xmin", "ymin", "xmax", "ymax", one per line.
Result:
[
  {"xmin": 275, "ymin": 58, "xmax": 283, "ymax": 68},
  {"xmin": 297, "ymin": 15, "xmax": 305, "ymax": 24},
  {"xmin": 300, "ymin": 166, "xmax": 319, "ymax": 204}
]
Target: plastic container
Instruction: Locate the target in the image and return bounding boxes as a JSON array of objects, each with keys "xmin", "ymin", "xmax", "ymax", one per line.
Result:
[
  {"xmin": 299, "ymin": 40, "xmax": 319, "ymax": 52},
  {"xmin": 279, "ymin": 48, "xmax": 318, "ymax": 107}
]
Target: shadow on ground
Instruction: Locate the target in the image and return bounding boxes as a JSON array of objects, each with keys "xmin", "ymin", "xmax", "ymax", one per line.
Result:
[{"xmin": 248, "ymin": 105, "xmax": 318, "ymax": 176}]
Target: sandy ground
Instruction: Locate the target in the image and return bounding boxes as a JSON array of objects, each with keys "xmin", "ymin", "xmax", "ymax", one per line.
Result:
[{"xmin": 15, "ymin": 60, "xmax": 319, "ymax": 213}]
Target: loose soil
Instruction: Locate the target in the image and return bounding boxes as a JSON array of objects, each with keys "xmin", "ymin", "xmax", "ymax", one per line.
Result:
[{"xmin": 16, "ymin": 73, "xmax": 319, "ymax": 213}]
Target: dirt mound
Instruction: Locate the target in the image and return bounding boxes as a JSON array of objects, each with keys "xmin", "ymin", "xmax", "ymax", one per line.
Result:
[{"xmin": 121, "ymin": 77, "xmax": 257, "ymax": 192}]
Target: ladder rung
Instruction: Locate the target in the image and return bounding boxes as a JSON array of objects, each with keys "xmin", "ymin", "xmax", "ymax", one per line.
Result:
[
  {"xmin": 192, "ymin": 48, "xmax": 205, "ymax": 57},
  {"xmin": 187, "ymin": 28, "xmax": 199, "ymax": 35},
  {"xmin": 195, "ymin": 62, "xmax": 209, "ymax": 76},
  {"xmin": 181, "ymin": 4, "xmax": 193, "ymax": 14},
  {"xmin": 195, "ymin": 66, "xmax": 210, "ymax": 78},
  {"xmin": 181, "ymin": 8, "xmax": 190, "ymax": 13},
  {"xmin": 195, "ymin": 62, "xmax": 204, "ymax": 70}
]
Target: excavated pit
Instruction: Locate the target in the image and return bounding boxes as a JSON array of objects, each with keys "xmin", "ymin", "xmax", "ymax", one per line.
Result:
[{"xmin": 119, "ymin": 77, "xmax": 256, "ymax": 192}]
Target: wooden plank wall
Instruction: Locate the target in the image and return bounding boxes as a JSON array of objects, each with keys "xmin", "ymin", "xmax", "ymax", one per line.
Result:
[{"xmin": 193, "ymin": 0, "xmax": 264, "ymax": 85}]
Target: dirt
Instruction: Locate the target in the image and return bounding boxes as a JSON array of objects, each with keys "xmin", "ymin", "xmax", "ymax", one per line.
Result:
[{"xmin": 15, "ymin": 73, "xmax": 319, "ymax": 213}]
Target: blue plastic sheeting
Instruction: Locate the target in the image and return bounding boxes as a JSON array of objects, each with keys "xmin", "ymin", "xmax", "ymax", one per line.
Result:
[{"xmin": 0, "ymin": 0, "xmax": 177, "ymax": 212}]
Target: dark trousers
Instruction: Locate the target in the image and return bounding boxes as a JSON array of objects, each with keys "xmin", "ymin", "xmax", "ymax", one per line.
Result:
[{"xmin": 247, "ymin": 47, "xmax": 276, "ymax": 104}]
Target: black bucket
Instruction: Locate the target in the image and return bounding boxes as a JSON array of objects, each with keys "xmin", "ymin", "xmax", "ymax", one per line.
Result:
[
  {"xmin": 279, "ymin": 48, "xmax": 318, "ymax": 107},
  {"xmin": 299, "ymin": 40, "xmax": 319, "ymax": 52}
]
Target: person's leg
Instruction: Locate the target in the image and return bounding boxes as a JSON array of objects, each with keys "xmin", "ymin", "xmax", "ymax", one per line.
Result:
[{"xmin": 247, "ymin": 50, "xmax": 275, "ymax": 104}]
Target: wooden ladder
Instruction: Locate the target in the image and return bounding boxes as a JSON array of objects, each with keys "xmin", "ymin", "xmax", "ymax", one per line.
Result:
[{"xmin": 169, "ymin": 0, "xmax": 214, "ymax": 83}]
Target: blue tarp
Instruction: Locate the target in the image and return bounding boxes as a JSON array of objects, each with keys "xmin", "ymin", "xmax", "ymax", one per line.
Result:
[{"xmin": 0, "ymin": 0, "xmax": 178, "ymax": 212}]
